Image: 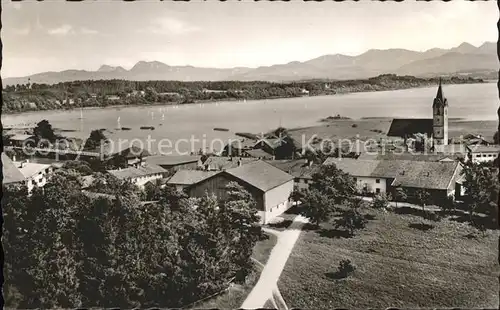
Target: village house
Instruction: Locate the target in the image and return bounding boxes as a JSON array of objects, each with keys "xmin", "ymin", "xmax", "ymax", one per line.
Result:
[
  {"xmin": 2, "ymin": 153, "xmax": 54, "ymax": 193},
  {"xmin": 264, "ymin": 158, "xmax": 318, "ymax": 191},
  {"xmin": 243, "ymin": 148, "xmax": 275, "ymax": 160},
  {"xmin": 202, "ymin": 156, "xmax": 258, "ymax": 171},
  {"xmin": 105, "ymin": 145, "xmax": 153, "ymax": 167},
  {"xmin": 222, "ymin": 138, "xmax": 258, "ymax": 157},
  {"xmin": 324, "ymin": 157, "xmax": 464, "ymax": 202},
  {"xmin": 166, "ymin": 170, "xmax": 218, "ymax": 192},
  {"xmin": 202, "ymin": 88, "xmax": 227, "ymax": 94},
  {"xmin": 8, "ymin": 134, "xmax": 36, "ymax": 147},
  {"xmin": 144, "ymin": 155, "xmax": 203, "ymax": 171},
  {"xmin": 106, "ymin": 95, "xmax": 121, "ymax": 101},
  {"xmin": 466, "ymin": 145, "xmax": 500, "ymax": 163},
  {"xmin": 185, "ymin": 160, "xmax": 295, "ymax": 224},
  {"xmin": 107, "ymin": 162, "xmax": 168, "ymax": 188},
  {"xmin": 357, "ymin": 151, "xmax": 462, "ymax": 162}
]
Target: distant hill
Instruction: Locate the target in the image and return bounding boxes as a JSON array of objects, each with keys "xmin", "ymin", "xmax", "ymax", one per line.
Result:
[{"xmin": 3, "ymin": 41, "xmax": 497, "ymax": 85}]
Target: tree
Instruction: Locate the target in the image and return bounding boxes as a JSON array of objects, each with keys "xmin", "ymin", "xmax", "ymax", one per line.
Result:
[
  {"xmin": 335, "ymin": 208, "xmax": 367, "ymax": 236},
  {"xmin": 493, "ymin": 131, "xmax": 499, "ymax": 144},
  {"xmin": 83, "ymin": 129, "xmax": 108, "ymax": 150},
  {"xmin": 144, "ymin": 180, "xmax": 163, "ymax": 201},
  {"xmin": 461, "ymin": 161, "xmax": 499, "ymax": 227},
  {"xmin": 4, "ymin": 171, "xmax": 84, "ymax": 308},
  {"xmin": 289, "ymin": 186, "xmax": 305, "ymax": 205},
  {"xmin": 62, "ymin": 160, "xmax": 94, "ymax": 175},
  {"xmin": 309, "ymin": 164, "xmax": 357, "ymax": 205},
  {"xmin": 298, "ymin": 164, "xmax": 357, "ymax": 226},
  {"xmin": 33, "ymin": 119, "xmax": 56, "ymax": 143},
  {"xmin": 299, "ymin": 188, "xmax": 336, "ymax": 226},
  {"xmin": 372, "ymin": 193, "xmax": 390, "ymax": 210},
  {"xmin": 393, "ymin": 187, "xmax": 407, "ymax": 208},
  {"xmin": 414, "ymin": 189, "xmax": 431, "ymax": 219}
]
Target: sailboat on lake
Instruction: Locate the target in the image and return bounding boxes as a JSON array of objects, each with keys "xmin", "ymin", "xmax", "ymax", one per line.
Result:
[{"xmin": 116, "ymin": 117, "xmax": 121, "ymax": 129}]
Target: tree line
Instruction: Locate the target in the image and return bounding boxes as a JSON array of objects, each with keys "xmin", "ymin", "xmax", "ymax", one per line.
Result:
[
  {"xmin": 3, "ymin": 169, "xmax": 263, "ymax": 308},
  {"xmin": 3, "ymin": 75, "xmax": 482, "ymax": 113}
]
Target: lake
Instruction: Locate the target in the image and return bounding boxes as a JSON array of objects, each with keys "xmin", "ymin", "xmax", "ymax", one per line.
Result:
[{"xmin": 3, "ymin": 83, "xmax": 498, "ymax": 155}]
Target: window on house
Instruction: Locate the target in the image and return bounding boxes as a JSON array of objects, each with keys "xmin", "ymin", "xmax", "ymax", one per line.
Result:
[
  {"xmin": 376, "ymin": 188, "xmax": 381, "ymax": 194},
  {"xmin": 376, "ymin": 179, "xmax": 380, "ymax": 184}
]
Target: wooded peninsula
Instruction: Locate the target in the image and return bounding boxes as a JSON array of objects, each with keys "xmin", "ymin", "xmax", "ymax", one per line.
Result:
[{"xmin": 2, "ymin": 74, "xmax": 484, "ymax": 114}]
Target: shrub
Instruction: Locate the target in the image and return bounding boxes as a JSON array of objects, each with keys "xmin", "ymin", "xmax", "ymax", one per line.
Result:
[
  {"xmin": 372, "ymin": 193, "xmax": 390, "ymax": 210},
  {"xmin": 337, "ymin": 259, "xmax": 356, "ymax": 278}
]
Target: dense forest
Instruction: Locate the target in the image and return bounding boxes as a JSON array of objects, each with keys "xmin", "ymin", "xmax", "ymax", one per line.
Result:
[{"xmin": 2, "ymin": 74, "xmax": 483, "ymax": 113}]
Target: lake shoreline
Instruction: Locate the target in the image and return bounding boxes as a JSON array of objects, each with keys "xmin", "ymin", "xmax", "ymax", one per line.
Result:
[{"xmin": 2, "ymin": 80, "xmax": 489, "ymax": 117}]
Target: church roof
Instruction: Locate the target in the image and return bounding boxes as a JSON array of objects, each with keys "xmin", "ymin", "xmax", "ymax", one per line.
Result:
[
  {"xmin": 387, "ymin": 118, "xmax": 433, "ymax": 138},
  {"xmin": 433, "ymin": 78, "xmax": 448, "ymax": 108}
]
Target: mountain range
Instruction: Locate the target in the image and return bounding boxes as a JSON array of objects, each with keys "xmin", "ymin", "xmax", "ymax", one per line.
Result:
[{"xmin": 4, "ymin": 42, "xmax": 497, "ymax": 85}]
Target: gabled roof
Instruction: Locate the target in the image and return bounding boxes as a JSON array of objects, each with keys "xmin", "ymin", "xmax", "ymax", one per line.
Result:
[
  {"xmin": 323, "ymin": 158, "xmax": 382, "ymax": 177},
  {"xmin": 167, "ymin": 170, "xmax": 218, "ymax": 186},
  {"xmin": 255, "ymin": 138, "xmax": 285, "ymax": 149},
  {"xmin": 468, "ymin": 145, "xmax": 500, "ymax": 153},
  {"xmin": 357, "ymin": 152, "xmax": 461, "ymax": 162},
  {"xmin": 17, "ymin": 162, "xmax": 51, "ymax": 179},
  {"xmin": 383, "ymin": 161, "xmax": 459, "ymax": 190},
  {"xmin": 81, "ymin": 175, "xmax": 95, "ymax": 189},
  {"xmin": 226, "ymin": 138, "xmax": 257, "ymax": 150},
  {"xmin": 203, "ymin": 156, "xmax": 258, "ymax": 170},
  {"xmin": 387, "ymin": 119, "xmax": 433, "ymax": 138},
  {"xmin": 145, "ymin": 155, "xmax": 201, "ymax": 166},
  {"xmin": 107, "ymin": 163, "xmax": 167, "ymax": 180},
  {"xmin": 2, "ymin": 153, "xmax": 26, "ymax": 184},
  {"xmin": 265, "ymin": 159, "xmax": 318, "ymax": 179},
  {"xmin": 9, "ymin": 134, "xmax": 35, "ymax": 141},
  {"xmin": 244, "ymin": 148, "xmax": 274, "ymax": 159},
  {"xmin": 323, "ymin": 157, "xmax": 460, "ymax": 190},
  {"xmin": 224, "ymin": 160, "xmax": 294, "ymax": 192}
]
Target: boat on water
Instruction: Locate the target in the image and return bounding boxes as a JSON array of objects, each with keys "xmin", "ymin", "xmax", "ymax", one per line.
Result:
[
  {"xmin": 116, "ymin": 117, "xmax": 121, "ymax": 129},
  {"xmin": 213, "ymin": 127, "xmax": 229, "ymax": 132},
  {"xmin": 162, "ymin": 113, "xmax": 165, "ymax": 120},
  {"xmin": 79, "ymin": 108, "xmax": 84, "ymax": 120},
  {"xmin": 121, "ymin": 127, "xmax": 131, "ymax": 131},
  {"xmin": 140, "ymin": 126, "xmax": 155, "ymax": 130}
]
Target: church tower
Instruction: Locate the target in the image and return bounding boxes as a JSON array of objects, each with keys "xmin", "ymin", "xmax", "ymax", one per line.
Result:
[{"xmin": 432, "ymin": 78, "xmax": 448, "ymax": 151}]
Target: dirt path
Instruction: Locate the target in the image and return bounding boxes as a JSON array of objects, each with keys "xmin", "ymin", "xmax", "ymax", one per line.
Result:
[{"xmin": 241, "ymin": 215, "xmax": 309, "ymax": 309}]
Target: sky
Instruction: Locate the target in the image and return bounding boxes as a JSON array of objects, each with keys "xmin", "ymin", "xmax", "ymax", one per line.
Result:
[{"xmin": 2, "ymin": 0, "xmax": 498, "ymax": 78}]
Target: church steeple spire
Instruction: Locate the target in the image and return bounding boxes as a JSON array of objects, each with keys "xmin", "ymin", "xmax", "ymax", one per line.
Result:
[
  {"xmin": 433, "ymin": 77, "xmax": 447, "ymax": 108},
  {"xmin": 436, "ymin": 77, "xmax": 443, "ymax": 100}
]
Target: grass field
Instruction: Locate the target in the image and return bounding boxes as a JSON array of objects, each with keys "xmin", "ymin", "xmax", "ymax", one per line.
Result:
[
  {"xmin": 278, "ymin": 206, "xmax": 499, "ymax": 309},
  {"xmin": 192, "ymin": 231, "xmax": 278, "ymax": 309},
  {"xmin": 288, "ymin": 119, "xmax": 497, "ymax": 145}
]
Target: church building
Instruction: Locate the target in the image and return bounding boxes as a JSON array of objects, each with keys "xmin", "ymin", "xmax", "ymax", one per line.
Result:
[{"xmin": 387, "ymin": 79, "xmax": 460, "ymax": 154}]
